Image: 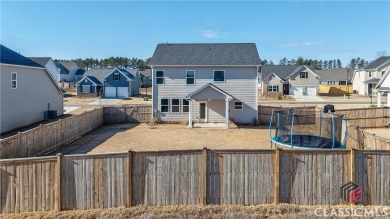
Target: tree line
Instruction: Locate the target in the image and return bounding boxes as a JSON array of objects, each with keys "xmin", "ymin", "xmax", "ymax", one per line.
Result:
[
  {"xmin": 54, "ymin": 57, "xmax": 152, "ymax": 70},
  {"xmin": 260, "ymin": 57, "xmax": 369, "ymax": 70}
]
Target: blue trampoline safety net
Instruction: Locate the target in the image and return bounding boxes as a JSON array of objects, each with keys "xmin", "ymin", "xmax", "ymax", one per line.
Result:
[{"xmin": 269, "ymin": 108, "xmax": 347, "ymax": 149}]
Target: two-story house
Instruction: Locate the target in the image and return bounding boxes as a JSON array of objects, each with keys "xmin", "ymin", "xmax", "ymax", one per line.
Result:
[
  {"xmin": 376, "ymin": 67, "xmax": 390, "ymax": 107},
  {"xmin": 28, "ymin": 57, "xmax": 61, "ymax": 82},
  {"xmin": 149, "ymin": 43, "xmax": 261, "ymax": 128},
  {"xmin": 261, "ymin": 65, "xmax": 318, "ymax": 96},
  {"xmin": 352, "ymin": 56, "xmax": 390, "ymax": 96},
  {"xmin": 55, "ymin": 61, "xmax": 79, "ymax": 82},
  {"xmin": 0, "ymin": 45, "xmax": 63, "ymax": 134}
]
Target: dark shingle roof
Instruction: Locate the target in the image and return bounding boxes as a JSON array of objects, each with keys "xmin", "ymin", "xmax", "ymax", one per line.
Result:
[
  {"xmin": 139, "ymin": 69, "xmax": 152, "ymax": 77},
  {"xmin": 261, "ymin": 65, "xmax": 300, "ymax": 81},
  {"xmin": 80, "ymin": 68, "xmax": 137, "ymax": 84},
  {"xmin": 364, "ymin": 78, "xmax": 380, "ymax": 83},
  {"xmin": 316, "ymin": 68, "xmax": 349, "ymax": 81},
  {"xmin": 75, "ymin": 69, "xmax": 85, "ymax": 75},
  {"xmin": 149, "ymin": 43, "xmax": 261, "ymax": 66},
  {"xmin": 55, "ymin": 63, "xmax": 69, "ymax": 74},
  {"xmin": 0, "ymin": 45, "xmax": 43, "ymax": 68},
  {"xmin": 27, "ymin": 57, "xmax": 51, "ymax": 66},
  {"xmin": 360, "ymin": 56, "xmax": 390, "ymax": 70},
  {"xmin": 85, "ymin": 76, "xmax": 102, "ymax": 85}
]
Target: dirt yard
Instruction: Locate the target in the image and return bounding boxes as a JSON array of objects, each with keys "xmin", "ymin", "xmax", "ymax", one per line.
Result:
[
  {"xmin": 51, "ymin": 123, "xmax": 273, "ymax": 155},
  {"xmin": 64, "ymin": 92, "xmax": 98, "ymax": 105},
  {"xmin": 3, "ymin": 204, "xmax": 389, "ymax": 219},
  {"xmin": 363, "ymin": 128, "xmax": 390, "ymax": 139}
]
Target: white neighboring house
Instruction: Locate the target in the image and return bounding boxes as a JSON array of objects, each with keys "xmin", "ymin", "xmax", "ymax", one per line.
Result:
[
  {"xmin": 55, "ymin": 61, "xmax": 79, "ymax": 82},
  {"xmin": 352, "ymin": 56, "xmax": 390, "ymax": 96},
  {"xmin": 28, "ymin": 57, "xmax": 61, "ymax": 82},
  {"xmin": 375, "ymin": 67, "xmax": 390, "ymax": 107}
]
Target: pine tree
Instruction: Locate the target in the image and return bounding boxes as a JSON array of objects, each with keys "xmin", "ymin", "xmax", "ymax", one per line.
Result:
[
  {"xmin": 324, "ymin": 60, "xmax": 329, "ymax": 69},
  {"xmin": 279, "ymin": 58, "xmax": 288, "ymax": 65},
  {"xmin": 296, "ymin": 57, "xmax": 304, "ymax": 65},
  {"xmin": 336, "ymin": 59, "xmax": 342, "ymax": 68},
  {"xmin": 328, "ymin": 60, "xmax": 333, "ymax": 69}
]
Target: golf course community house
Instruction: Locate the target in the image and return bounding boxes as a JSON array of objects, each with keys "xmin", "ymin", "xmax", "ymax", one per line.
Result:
[
  {"xmin": 352, "ymin": 56, "xmax": 390, "ymax": 96},
  {"xmin": 149, "ymin": 43, "xmax": 261, "ymax": 128},
  {"xmin": 0, "ymin": 44, "xmax": 63, "ymax": 134},
  {"xmin": 76, "ymin": 67, "xmax": 140, "ymax": 97}
]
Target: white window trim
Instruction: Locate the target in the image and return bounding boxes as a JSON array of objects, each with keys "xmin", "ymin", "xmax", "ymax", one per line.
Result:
[
  {"xmin": 186, "ymin": 70, "xmax": 195, "ymax": 85},
  {"xmin": 160, "ymin": 98, "xmax": 169, "ymax": 113},
  {"xmin": 234, "ymin": 101, "xmax": 243, "ymax": 110},
  {"xmin": 267, "ymin": 85, "xmax": 278, "ymax": 92},
  {"xmin": 300, "ymin": 71, "xmax": 308, "ymax": 79},
  {"xmin": 182, "ymin": 99, "xmax": 189, "ymax": 113},
  {"xmin": 171, "ymin": 98, "xmax": 181, "ymax": 113},
  {"xmin": 11, "ymin": 72, "xmax": 17, "ymax": 89},
  {"xmin": 155, "ymin": 70, "xmax": 165, "ymax": 85},
  {"xmin": 113, "ymin": 73, "xmax": 120, "ymax": 81},
  {"xmin": 213, "ymin": 70, "xmax": 225, "ymax": 82}
]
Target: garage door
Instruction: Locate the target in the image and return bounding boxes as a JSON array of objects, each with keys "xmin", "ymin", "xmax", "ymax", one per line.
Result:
[
  {"xmin": 105, "ymin": 87, "xmax": 116, "ymax": 97},
  {"xmin": 117, "ymin": 87, "xmax": 129, "ymax": 98},
  {"xmin": 291, "ymin": 86, "xmax": 303, "ymax": 96},
  {"xmin": 305, "ymin": 86, "xmax": 317, "ymax": 96}
]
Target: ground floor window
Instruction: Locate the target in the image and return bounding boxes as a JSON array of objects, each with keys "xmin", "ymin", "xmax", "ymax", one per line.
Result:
[
  {"xmin": 268, "ymin": 85, "xmax": 279, "ymax": 92},
  {"xmin": 171, "ymin": 99, "xmax": 180, "ymax": 113},
  {"xmin": 327, "ymin": 81, "xmax": 335, "ymax": 85},
  {"xmin": 234, "ymin": 101, "xmax": 243, "ymax": 110},
  {"xmin": 161, "ymin": 99, "xmax": 169, "ymax": 112},
  {"xmin": 182, "ymin": 99, "xmax": 189, "ymax": 113}
]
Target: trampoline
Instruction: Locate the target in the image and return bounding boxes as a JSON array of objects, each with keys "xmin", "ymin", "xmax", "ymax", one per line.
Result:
[{"xmin": 269, "ymin": 108, "xmax": 347, "ymax": 149}]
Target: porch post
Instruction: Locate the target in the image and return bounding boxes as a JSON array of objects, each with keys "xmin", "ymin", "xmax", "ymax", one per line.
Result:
[
  {"xmin": 387, "ymin": 92, "xmax": 390, "ymax": 107},
  {"xmin": 377, "ymin": 92, "xmax": 382, "ymax": 107},
  {"xmin": 225, "ymin": 98, "xmax": 229, "ymax": 129},
  {"xmin": 189, "ymin": 99, "xmax": 193, "ymax": 128}
]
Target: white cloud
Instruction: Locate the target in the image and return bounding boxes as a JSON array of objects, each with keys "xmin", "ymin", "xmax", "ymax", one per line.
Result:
[
  {"xmin": 278, "ymin": 41, "xmax": 326, "ymax": 48},
  {"xmin": 192, "ymin": 29, "xmax": 228, "ymax": 39}
]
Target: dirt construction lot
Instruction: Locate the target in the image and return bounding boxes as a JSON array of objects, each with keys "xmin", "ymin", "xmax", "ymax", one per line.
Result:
[{"xmin": 52, "ymin": 123, "xmax": 272, "ymax": 155}]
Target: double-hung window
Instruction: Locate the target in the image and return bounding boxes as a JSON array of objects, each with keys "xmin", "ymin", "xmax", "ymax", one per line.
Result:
[
  {"xmin": 234, "ymin": 102, "xmax": 243, "ymax": 110},
  {"xmin": 368, "ymin": 71, "xmax": 372, "ymax": 77},
  {"xmin": 213, "ymin": 70, "xmax": 225, "ymax": 82},
  {"xmin": 300, "ymin": 71, "xmax": 308, "ymax": 79},
  {"xmin": 156, "ymin": 71, "xmax": 164, "ymax": 85},
  {"xmin": 11, "ymin": 73, "xmax": 17, "ymax": 89},
  {"xmin": 327, "ymin": 81, "xmax": 335, "ymax": 85},
  {"xmin": 186, "ymin": 70, "xmax": 195, "ymax": 85},
  {"xmin": 161, "ymin": 99, "xmax": 169, "ymax": 112},
  {"xmin": 113, "ymin": 73, "xmax": 120, "ymax": 81},
  {"xmin": 182, "ymin": 99, "xmax": 189, "ymax": 113},
  {"xmin": 267, "ymin": 85, "xmax": 278, "ymax": 92},
  {"xmin": 171, "ymin": 99, "xmax": 180, "ymax": 113}
]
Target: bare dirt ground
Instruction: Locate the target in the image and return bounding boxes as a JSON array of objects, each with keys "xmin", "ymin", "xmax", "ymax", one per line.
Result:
[
  {"xmin": 51, "ymin": 123, "xmax": 273, "ymax": 155},
  {"xmin": 64, "ymin": 92, "xmax": 98, "ymax": 105},
  {"xmin": 3, "ymin": 204, "xmax": 388, "ymax": 219},
  {"xmin": 363, "ymin": 128, "xmax": 390, "ymax": 139},
  {"xmin": 258, "ymin": 89, "xmax": 296, "ymax": 102},
  {"xmin": 118, "ymin": 95, "xmax": 152, "ymax": 105}
]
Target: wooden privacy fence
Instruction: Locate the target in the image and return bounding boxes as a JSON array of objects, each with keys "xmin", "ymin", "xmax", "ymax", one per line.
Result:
[
  {"xmin": 258, "ymin": 105, "xmax": 317, "ymax": 125},
  {"xmin": 0, "ymin": 108, "xmax": 103, "ymax": 159},
  {"xmin": 337, "ymin": 107, "xmax": 390, "ymax": 128},
  {"xmin": 1, "ymin": 149, "xmax": 390, "ymax": 214},
  {"xmin": 103, "ymin": 105, "xmax": 152, "ymax": 124},
  {"xmin": 347, "ymin": 123, "xmax": 390, "ymax": 150}
]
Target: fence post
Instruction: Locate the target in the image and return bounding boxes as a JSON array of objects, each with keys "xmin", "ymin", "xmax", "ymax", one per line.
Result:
[
  {"xmin": 274, "ymin": 148, "xmax": 280, "ymax": 205},
  {"xmin": 55, "ymin": 153, "xmax": 63, "ymax": 211},
  {"xmin": 127, "ymin": 150, "xmax": 133, "ymax": 207},
  {"xmin": 350, "ymin": 149, "xmax": 355, "ymax": 184},
  {"xmin": 202, "ymin": 147, "xmax": 208, "ymax": 205}
]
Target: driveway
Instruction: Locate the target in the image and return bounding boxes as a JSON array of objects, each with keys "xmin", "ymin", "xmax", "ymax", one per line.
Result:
[
  {"xmin": 89, "ymin": 98, "xmax": 122, "ymax": 106},
  {"xmin": 293, "ymin": 95, "xmax": 325, "ymax": 102}
]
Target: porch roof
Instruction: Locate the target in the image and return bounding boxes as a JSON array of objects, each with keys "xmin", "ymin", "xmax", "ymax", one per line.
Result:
[
  {"xmin": 364, "ymin": 78, "xmax": 380, "ymax": 84},
  {"xmin": 186, "ymin": 83, "xmax": 233, "ymax": 100}
]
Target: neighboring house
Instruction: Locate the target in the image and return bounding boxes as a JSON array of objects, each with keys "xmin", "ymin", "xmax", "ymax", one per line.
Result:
[
  {"xmin": 74, "ymin": 69, "xmax": 86, "ymax": 81},
  {"xmin": 28, "ymin": 57, "xmax": 61, "ymax": 82},
  {"xmin": 261, "ymin": 65, "xmax": 318, "ymax": 96},
  {"xmin": 55, "ymin": 61, "xmax": 78, "ymax": 82},
  {"xmin": 0, "ymin": 45, "xmax": 63, "ymax": 134},
  {"xmin": 149, "ymin": 43, "xmax": 261, "ymax": 128},
  {"xmin": 375, "ymin": 67, "xmax": 390, "ymax": 107},
  {"xmin": 76, "ymin": 68, "xmax": 140, "ymax": 97},
  {"xmin": 316, "ymin": 68, "xmax": 350, "ymax": 85},
  {"xmin": 352, "ymin": 56, "xmax": 390, "ymax": 96},
  {"xmin": 139, "ymin": 69, "xmax": 152, "ymax": 87}
]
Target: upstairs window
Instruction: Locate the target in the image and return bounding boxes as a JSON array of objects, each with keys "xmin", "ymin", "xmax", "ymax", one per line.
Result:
[
  {"xmin": 382, "ymin": 71, "xmax": 386, "ymax": 77},
  {"xmin": 171, "ymin": 99, "xmax": 180, "ymax": 113},
  {"xmin": 161, "ymin": 99, "xmax": 169, "ymax": 112},
  {"xmin": 234, "ymin": 102, "xmax": 243, "ymax": 110},
  {"xmin": 300, "ymin": 71, "xmax": 308, "ymax": 79},
  {"xmin": 156, "ymin": 71, "xmax": 164, "ymax": 85},
  {"xmin": 182, "ymin": 99, "xmax": 189, "ymax": 113},
  {"xmin": 11, "ymin": 72, "xmax": 17, "ymax": 89},
  {"xmin": 186, "ymin": 70, "xmax": 195, "ymax": 85},
  {"xmin": 113, "ymin": 73, "xmax": 120, "ymax": 81},
  {"xmin": 213, "ymin": 70, "xmax": 225, "ymax": 82},
  {"xmin": 368, "ymin": 71, "xmax": 372, "ymax": 77}
]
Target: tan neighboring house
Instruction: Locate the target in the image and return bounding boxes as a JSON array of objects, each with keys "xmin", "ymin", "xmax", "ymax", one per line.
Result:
[
  {"xmin": 261, "ymin": 65, "xmax": 318, "ymax": 96},
  {"xmin": 375, "ymin": 67, "xmax": 390, "ymax": 107},
  {"xmin": 0, "ymin": 45, "xmax": 63, "ymax": 134},
  {"xmin": 352, "ymin": 56, "xmax": 390, "ymax": 96}
]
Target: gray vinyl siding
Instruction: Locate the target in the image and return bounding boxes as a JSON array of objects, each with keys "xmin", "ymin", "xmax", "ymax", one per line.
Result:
[
  {"xmin": 207, "ymin": 100, "xmax": 225, "ymax": 122},
  {"xmin": 288, "ymin": 67, "xmax": 318, "ymax": 86},
  {"xmin": 129, "ymin": 78, "xmax": 140, "ymax": 96},
  {"xmin": 152, "ymin": 66, "xmax": 257, "ymax": 124},
  {"xmin": 263, "ymin": 75, "xmax": 283, "ymax": 93},
  {"xmin": 0, "ymin": 65, "xmax": 63, "ymax": 133}
]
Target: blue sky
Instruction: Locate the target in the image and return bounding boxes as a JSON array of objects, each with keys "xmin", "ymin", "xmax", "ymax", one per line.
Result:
[{"xmin": 1, "ymin": 1, "xmax": 389, "ymax": 66}]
